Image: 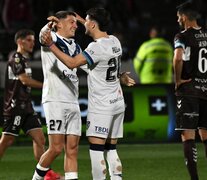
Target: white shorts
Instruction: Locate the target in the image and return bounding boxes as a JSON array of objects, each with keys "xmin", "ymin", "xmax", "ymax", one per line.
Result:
[
  {"xmin": 43, "ymin": 102, "xmax": 81, "ymax": 136},
  {"xmin": 86, "ymin": 112, "xmax": 124, "ymax": 139}
]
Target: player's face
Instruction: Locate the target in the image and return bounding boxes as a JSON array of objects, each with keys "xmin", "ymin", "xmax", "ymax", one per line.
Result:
[
  {"xmin": 84, "ymin": 15, "xmax": 95, "ymax": 36},
  {"xmin": 59, "ymin": 15, "xmax": 77, "ymax": 38},
  {"xmin": 20, "ymin": 35, "xmax": 35, "ymax": 53},
  {"xmin": 177, "ymin": 12, "xmax": 185, "ymax": 29}
]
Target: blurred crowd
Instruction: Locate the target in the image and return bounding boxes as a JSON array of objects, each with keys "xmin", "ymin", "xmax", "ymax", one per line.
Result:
[{"xmin": 0, "ymin": 0, "xmax": 206, "ymax": 62}]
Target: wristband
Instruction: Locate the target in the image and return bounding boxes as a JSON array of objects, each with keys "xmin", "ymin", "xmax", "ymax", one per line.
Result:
[{"xmin": 48, "ymin": 42, "xmax": 54, "ymax": 48}]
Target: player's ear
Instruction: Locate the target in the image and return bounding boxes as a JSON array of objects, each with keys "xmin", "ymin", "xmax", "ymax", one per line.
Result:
[
  {"xmin": 56, "ymin": 22, "xmax": 62, "ymax": 30},
  {"xmin": 16, "ymin": 38, "xmax": 22, "ymax": 45}
]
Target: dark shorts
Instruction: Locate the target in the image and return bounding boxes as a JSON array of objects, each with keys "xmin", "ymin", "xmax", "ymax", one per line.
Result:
[
  {"xmin": 175, "ymin": 96, "xmax": 207, "ymax": 130},
  {"xmin": 2, "ymin": 111, "xmax": 42, "ymax": 136}
]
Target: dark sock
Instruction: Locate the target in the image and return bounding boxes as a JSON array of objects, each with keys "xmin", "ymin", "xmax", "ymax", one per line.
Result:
[
  {"xmin": 183, "ymin": 140, "xmax": 199, "ymax": 180},
  {"xmin": 36, "ymin": 167, "xmax": 50, "ymax": 177},
  {"xmin": 203, "ymin": 140, "xmax": 207, "ymax": 158}
]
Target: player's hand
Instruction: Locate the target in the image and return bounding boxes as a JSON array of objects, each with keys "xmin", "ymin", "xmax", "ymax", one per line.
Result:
[
  {"xmin": 47, "ymin": 16, "xmax": 59, "ymax": 29},
  {"xmin": 175, "ymin": 78, "xmax": 191, "ymax": 90},
  {"xmin": 41, "ymin": 31, "xmax": 53, "ymax": 47},
  {"xmin": 120, "ymin": 72, "xmax": 136, "ymax": 86},
  {"xmin": 74, "ymin": 12, "xmax": 86, "ymax": 25}
]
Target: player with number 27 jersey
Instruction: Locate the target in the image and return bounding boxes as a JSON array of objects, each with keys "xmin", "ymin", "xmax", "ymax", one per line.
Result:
[
  {"xmin": 174, "ymin": 27, "xmax": 207, "ymax": 99},
  {"xmin": 82, "ymin": 35, "xmax": 125, "ymax": 115}
]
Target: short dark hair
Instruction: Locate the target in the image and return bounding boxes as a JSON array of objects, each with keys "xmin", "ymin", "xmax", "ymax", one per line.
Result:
[
  {"xmin": 86, "ymin": 8, "xmax": 110, "ymax": 31},
  {"xmin": 177, "ymin": 1, "xmax": 200, "ymax": 21},
  {"xmin": 14, "ymin": 29, "xmax": 35, "ymax": 44},
  {"xmin": 54, "ymin": 11, "xmax": 76, "ymax": 19}
]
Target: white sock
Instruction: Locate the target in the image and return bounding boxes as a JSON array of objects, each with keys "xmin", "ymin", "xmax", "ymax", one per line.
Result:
[
  {"xmin": 89, "ymin": 149, "xmax": 106, "ymax": 180},
  {"xmin": 32, "ymin": 171, "xmax": 44, "ymax": 180},
  {"xmin": 106, "ymin": 150, "xmax": 122, "ymax": 180},
  {"xmin": 65, "ymin": 172, "xmax": 78, "ymax": 180}
]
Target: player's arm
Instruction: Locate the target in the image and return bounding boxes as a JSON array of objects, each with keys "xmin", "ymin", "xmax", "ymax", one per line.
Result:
[
  {"xmin": 18, "ymin": 73, "xmax": 43, "ymax": 88},
  {"xmin": 173, "ymin": 48, "xmax": 191, "ymax": 90},
  {"xmin": 120, "ymin": 72, "xmax": 135, "ymax": 86},
  {"xmin": 74, "ymin": 12, "xmax": 86, "ymax": 25},
  {"xmin": 42, "ymin": 30, "xmax": 87, "ymax": 68}
]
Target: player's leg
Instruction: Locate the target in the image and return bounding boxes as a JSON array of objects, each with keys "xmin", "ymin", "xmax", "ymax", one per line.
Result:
[
  {"xmin": 0, "ymin": 134, "xmax": 15, "ymax": 159},
  {"xmin": 105, "ymin": 112, "xmax": 124, "ymax": 180},
  {"xmin": 28, "ymin": 128, "xmax": 45, "ymax": 161},
  {"xmin": 0, "ymin": 115, "xmax": 21, "ymax": 159},
  {"xmin": 176, "ymin": 96, "xmax": 199, "ymax": 180},
  {"xmin": 199, "ymin": 129, "xmax": 207, "ymax": 157},
  {"xmin": 88, "ymin": 136, "xmax": 107, "ymax": 180},
  {"xmin": 198, "ymin": 99, "xmax": 207, "ymax": 158},
  {"xmin": 181, "ymin": 130, "xmax": 198, "ymax": 180},
  {"xmin": 22, "ymin": 112, "xmax": 46, "ymax": 161},
  {"xmin": 32, "ymin": 134, "xmax": 65, "ymax": 180},
  {"xmin": 105, "ymin": 139, "xmax": 122, "ymax": 180},
  {"xmin": 32, "ymin": 102, "xmax": 65, "ymax": 179},
  {"xmin": 64, "ymin": 135, "xmax": 80, "ymax": 180},
  {"xmin": 87, "ymin": 113, "xmax": 111, "ymax": 180},
  {"xmin": 63, "ymin": 104, "xmax": 81, "ymax": 180}
]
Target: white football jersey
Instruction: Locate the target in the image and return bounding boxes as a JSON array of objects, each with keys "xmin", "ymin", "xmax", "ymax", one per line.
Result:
[
  {"xmin": 82, "ymin": 35, "xmax": 125, "ymax": 115},
  {"xmin": 40, "ymin": 26, "xmax": 81, "ymax": 104}
]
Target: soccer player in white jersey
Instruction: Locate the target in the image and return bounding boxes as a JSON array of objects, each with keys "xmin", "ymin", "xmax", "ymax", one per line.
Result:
[
  {"xmin": 41, "ymin": 8, "xmax": 135, "ymax": 180},
  {"xmin": 32, "ymin": 11, "xmax": 84, "ymax": 180}
]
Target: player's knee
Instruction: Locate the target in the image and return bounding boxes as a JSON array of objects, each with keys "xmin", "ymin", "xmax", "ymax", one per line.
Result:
[
  {"xmin": 66, "ymin": 146, "xmax": 78, "ymax": 159},
  {"xmin": 1, "ymin": 137, "xmax": 15, "ymax": 147},
  {"xmin": 49, "ymin": 144, "xmax": 64, "ymax": 156}
]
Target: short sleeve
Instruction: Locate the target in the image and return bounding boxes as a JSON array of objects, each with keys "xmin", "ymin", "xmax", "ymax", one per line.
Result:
[
  {"xmin": 174, "ymin": 33, "xmax": 185, "ymax": 49},
  {"xmin": 82, "ymin": 42, "xmax": 102, "ymax": 66}
]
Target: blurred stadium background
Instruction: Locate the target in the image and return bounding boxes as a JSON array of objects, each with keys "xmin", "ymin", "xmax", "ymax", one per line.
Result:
[
  {"xmin": 0, "ymin": 0, "xmax": 207, "ymax": 142},
  {"xmin": 0, "ymin": 0, "xmax": 207, "ymax": 179}
]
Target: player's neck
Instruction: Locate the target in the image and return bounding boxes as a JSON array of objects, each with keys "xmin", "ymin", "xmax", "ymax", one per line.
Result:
[
  {"xmin": 185, "ymin": 21, "xmax": 200, "ymax": 30},
  {"xmin": 17, "ymin": 48, "xmax": 29, "ymax": 58},
  {"xmin": 93, "ymin": 31, "xmax": 109, "ymax": 40}
]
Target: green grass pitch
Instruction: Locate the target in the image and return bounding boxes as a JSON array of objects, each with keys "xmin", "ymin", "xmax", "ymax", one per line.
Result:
[{"xmin": 0, "ymin": 143, "xmax": 206, "ymax": 180}]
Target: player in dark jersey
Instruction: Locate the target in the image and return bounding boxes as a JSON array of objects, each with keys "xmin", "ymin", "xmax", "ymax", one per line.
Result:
[
  {"xmin": 0, "ymin": 29, "xmax": 60, "ymax": 179},
  {"xmin": 173, "ymin": 2, "xmax": 207, "ymax": 180}
]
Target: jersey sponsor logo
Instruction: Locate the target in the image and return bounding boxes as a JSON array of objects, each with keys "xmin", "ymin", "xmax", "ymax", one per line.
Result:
[
  {"xmin": 95, "ymin": 126, "xmax": 109, "ymax": 135},
  {"xmin": 183, "ymin": 112, "xmax": 199, "ymax": 118},
  {"xmin": 195, "ymin": 78, "xmax": 207, "ymax": 83},
  {"xmin": 109, "ymin": 97, "xmax": 123, "ymax": 104},
  {"xmin": 198, "ymin": 41, "xmax": 207, "ymax": 48},
  {"xmin": 195, "ymin": 85, "xmax": 207, "ymax": 92},
  {"xmin": 25, "ymin": 68, "xmax": 32, "ymax": 77},
  {"xmin": 194, "ymin": 32, "xmax": 207, "ymax": 39},
  {"xmin": 59, "ymin": 70, "xmax": 78, "ymax": 81}
]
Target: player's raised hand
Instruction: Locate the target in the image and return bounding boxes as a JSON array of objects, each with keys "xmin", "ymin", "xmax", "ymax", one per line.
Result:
[
  {"xmin": 47, "ymin": 16, "xmax": 59, "ymax": 29},
  {"xmin": 120, "ymin": 72, "xmax": 136, "ymax": 86},
  {"xmin": 74, "ymin": 12, "xmax": 86, "ymax": 25}
]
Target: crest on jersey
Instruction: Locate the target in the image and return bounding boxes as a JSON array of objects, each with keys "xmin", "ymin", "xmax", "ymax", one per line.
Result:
[{"xmin": 15, "ymin": 57, "xmax": 20, "ymax": 63}]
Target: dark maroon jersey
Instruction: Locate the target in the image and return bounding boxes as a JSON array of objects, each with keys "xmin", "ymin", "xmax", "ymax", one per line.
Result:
[
  {"xmin": 174, "ymin": 27, "xmax": 207, "ymax": 99},
  {"xmin": 3, "ymin": 52, "xmax": 34, "ymax": 116}
]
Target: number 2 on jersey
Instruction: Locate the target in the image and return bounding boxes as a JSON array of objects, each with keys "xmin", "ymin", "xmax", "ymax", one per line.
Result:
[
  {"xmin": 106, "ymin": 55, "xmax": 121, "ymax": 82},
  {"xmin": 49, "ymin": 119, "xmax": 62, "ymax": 131}
]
